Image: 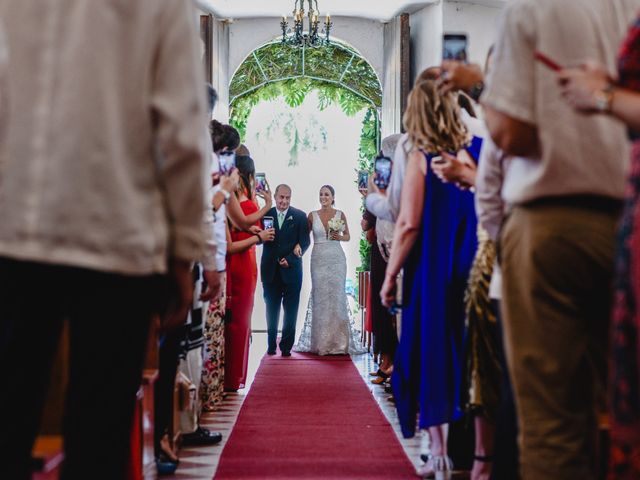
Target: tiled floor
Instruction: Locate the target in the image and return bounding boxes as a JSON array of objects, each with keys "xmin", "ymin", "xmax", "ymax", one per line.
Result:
[{"xmin": 167, "ymin": 333, "xmax": 424, "ymax": 479}]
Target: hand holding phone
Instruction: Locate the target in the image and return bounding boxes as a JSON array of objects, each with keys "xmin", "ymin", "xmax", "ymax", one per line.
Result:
[
  {"xmin": 218, "ymin": 151, "xmax": 236, "ymax": 176},
  {"xmin": 263, "ymin": 216, "xmax": 274, "ymax": 231},
  {"xmin": 358, "ymin": 170, "xmax": 369, "ymax": 193},
  {"xmin": 255, "ymin": 172, "xmax": 267, "ymax": 193},
  {"xmin": 374, "ymin": 154, "xmax": 392, "ymax": 190}
]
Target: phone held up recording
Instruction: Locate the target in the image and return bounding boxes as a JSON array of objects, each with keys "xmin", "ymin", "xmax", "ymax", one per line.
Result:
[
  {"xmin": 263, "ymin": 216, "xmax": 274, "ymax": 231},
  {"xmin": 358, "ymin": 170, "xmax": 369, "ymax": 192},
  {"xmin": 218, "ymin": 151, "xmax": 236, "ymax": 176},
  {"xmin": 443, "ymin": 33, "xmax": 468, "ymax": 62},
  {"xmin": 374, "ymin": 154, "xmax": 392, "ymax": 191},
  {"xmin": 255, "ymin": 172, "xmax": 267, "ymax": 193}
]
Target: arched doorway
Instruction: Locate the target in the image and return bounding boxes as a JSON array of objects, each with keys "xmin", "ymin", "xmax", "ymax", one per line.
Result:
[{"xmin": 228, "ymin": 39, "xmax": 382, "ymax": 332}]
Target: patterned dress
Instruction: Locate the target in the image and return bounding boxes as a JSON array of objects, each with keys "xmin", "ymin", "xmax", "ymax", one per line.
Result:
[
  {"xmin": 463, "ymin": 226, "xmax": 501, "ymax": 422},
  {"xmin": 610, "ymin": 17, "xmax": 640, "ymax": 479},
  {"xmin": 200, "ymin": 272, "xmax": 226, "ymax": 411}
]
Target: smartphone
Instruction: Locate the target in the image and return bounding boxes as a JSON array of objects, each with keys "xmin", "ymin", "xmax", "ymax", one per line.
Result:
[
  {"xmin": 255, "ymin": 172, "xmax": 267, "ymax": 193},
  {"xmin": 358, "ymin": 170, "xmax": 369, "ymax": 191},
  {"xmin": 374, "ymin": 155, "xmax": 392, "ymax": 190},
  {"xmin": 443, "ymin": 33, "xmax": 468, "ymax": 62},
  {"xmin": 534, "ymin": 51, "xmax": 562, "ymax": 72},
  {"xmin": 263, "ymin": 216, "xmax": 274, "ymax": 231},
  {"xmin": 218, "ymin": 151, "xmax": 236, "ymax": 176}
]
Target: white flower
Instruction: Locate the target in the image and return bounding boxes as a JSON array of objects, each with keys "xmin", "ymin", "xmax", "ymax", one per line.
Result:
[{"xmin": 328, "ymin": 217, "xmax": 345, "ymax": 233}]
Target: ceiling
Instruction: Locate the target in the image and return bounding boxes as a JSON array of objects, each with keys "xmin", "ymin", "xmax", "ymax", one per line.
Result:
[{"xmin": 197, "ymin": 1, "xmax": 440, "ymax": 21}]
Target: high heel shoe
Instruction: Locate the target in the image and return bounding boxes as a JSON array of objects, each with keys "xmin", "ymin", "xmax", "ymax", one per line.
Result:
[{"xmin": 415, "ymin": 455, "xmax": 453, "ymax": 479}]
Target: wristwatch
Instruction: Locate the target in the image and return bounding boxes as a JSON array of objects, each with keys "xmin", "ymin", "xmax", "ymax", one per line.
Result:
[
  {"xmin": 594, "ymin": 84, "xmax": 615, "ymax": 113},
  {"xmin": 255, "ymin": 233, "xmax": 263, "ymax": 245},
  {"xmin": 220, "ymin": 189, "xmax": 231, "ymax": 205}
]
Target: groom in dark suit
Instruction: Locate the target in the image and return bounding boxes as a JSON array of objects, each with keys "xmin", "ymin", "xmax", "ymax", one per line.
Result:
[{"xmin": 261, "ymin": 184, "xmax": 311, "ymax": 356}]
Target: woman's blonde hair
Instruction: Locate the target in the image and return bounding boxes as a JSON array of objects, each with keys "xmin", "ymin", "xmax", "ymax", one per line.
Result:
[{"xmin": 403, "ymin": 79, "xmax": 470, "ymax": 154}]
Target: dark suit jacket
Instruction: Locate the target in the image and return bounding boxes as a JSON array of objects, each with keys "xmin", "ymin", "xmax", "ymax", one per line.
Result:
[{"xmin": 260, "ymin": 206, "xmax": 310, "ymax": 285}]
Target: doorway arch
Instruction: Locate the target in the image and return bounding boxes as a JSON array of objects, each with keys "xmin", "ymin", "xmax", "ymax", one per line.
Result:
[
  {"xmin": 228, "ymin": 40, "xmax": 382, "ymax": 331},
  {"xmin": 229, "ymin": 39, "xmax": 382, "ymax": 170}
]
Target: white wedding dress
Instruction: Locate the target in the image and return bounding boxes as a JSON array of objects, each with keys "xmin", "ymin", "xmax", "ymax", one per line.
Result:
[{"xmin": 294, "ymin": 210, "xmax": 366, "ymax": 356}]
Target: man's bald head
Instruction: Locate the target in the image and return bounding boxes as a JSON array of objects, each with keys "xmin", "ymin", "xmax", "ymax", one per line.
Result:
[{"xmin": 275, "ymin": 184, "xmax": 292, "ymax": 211}]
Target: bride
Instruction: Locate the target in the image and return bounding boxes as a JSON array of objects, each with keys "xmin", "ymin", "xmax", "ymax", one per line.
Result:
[{"xmin": 294, "ymin": 185, "xmax": 366, "ymax": 356}]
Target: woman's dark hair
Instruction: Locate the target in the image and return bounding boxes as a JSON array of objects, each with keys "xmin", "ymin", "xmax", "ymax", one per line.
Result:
[
  {"xmin": 321, "ymin": 184, "xmax": 336, "ymax": 205},
  {"xmin": 210, "ymin": 120, "xmax": 241, "ymax": 153},
  {"xmin": 236, "ymin": 155, "xmax": 256, "ymax": 198}
]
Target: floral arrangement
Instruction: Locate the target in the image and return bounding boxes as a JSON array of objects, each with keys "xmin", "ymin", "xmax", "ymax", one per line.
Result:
[{"xmin": 328, "ymin": 217, "xmax": 346, "ymax": 235}]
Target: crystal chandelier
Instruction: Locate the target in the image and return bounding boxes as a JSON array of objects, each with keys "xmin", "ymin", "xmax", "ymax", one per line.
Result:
[{"xmin": 281, "ymin": 0, "xmax": 332, "ymax": 48}]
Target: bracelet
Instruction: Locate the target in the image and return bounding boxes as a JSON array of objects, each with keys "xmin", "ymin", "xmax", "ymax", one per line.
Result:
[
  {"xmin": 594, "ymin": 84, "xmax": 615, "ymax": 113},
  {"xmin": 220, "ymin": 189, "xmax": 231, "ymax": 205},
  {"xmin": 255, "ymin": 234, "xmax": 263, "ymax": 245}
]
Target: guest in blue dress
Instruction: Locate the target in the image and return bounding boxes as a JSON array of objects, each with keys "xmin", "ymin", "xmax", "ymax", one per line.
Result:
[{"xmin": 381, "ymin": 79, "xmax": 480, "ymax": 478}]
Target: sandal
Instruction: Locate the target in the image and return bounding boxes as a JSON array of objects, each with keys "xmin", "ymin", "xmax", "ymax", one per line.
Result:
[{"xmin": 416, "ymin": 455, "xmax": 453, "ymax": 479}]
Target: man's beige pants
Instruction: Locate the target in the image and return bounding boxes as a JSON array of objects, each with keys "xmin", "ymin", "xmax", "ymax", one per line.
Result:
[{"xmin": 501, "ymin": 203, "xmax": 618, "ymax": 480}]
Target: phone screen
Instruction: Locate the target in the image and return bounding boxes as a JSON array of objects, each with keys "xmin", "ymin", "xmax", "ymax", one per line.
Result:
[
  {"xmin": 358, "ymin": 170, "xmax": 369, "ymax": 191},
  {"xmin": 255, "ymin": 172, "xmax": 267, "ymax": 193},
  {"xmin": 263, "ymin": 216, "xmax": 274, "ymax": 230},
  {"xmin": 374, "ymin": 156, "xmax": 392, "ymax": 190},
  {"xmin": 443, "ymin": 33, "xmax": 468, "ymax": 62},
  {"xmin": 219, "ymin": 151, "xmax": 236, "ymax": 176}
]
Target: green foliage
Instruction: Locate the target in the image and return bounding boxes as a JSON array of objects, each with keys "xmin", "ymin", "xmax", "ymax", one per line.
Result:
[
  {"xmin": 230, "ymin": 40, "xmax": 381, "ymax": 107},
  {"xmin": 357, "ymin": 236, "xmax": 372, "ymax": 273}
]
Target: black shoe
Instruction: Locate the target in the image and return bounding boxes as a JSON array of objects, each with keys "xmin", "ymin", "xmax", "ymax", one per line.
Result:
[
  {"xmin": 267, "ymin": 350, "xmax": 276, "ymax": 355},
  {"xmin": 181, "ymin": 427, "xmax": 222, "ymax": 446},
  {"xmin": 156, "ymin": 457, "xmax": 178, "ymax": 476},
  {"xmin": 281, "ymin": 351, "xmax": 291, "ymax": 357}
]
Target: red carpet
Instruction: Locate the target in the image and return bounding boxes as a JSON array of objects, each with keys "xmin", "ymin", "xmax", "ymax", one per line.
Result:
[{"xmin": 215, "ymin": 352, "xmax": 415, "ymax": 479}]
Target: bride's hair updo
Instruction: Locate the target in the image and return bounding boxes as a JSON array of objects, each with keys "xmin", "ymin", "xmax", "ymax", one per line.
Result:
[{"xmin": 320, "ymin": 185, "xmax": 336, "ymax": 205}]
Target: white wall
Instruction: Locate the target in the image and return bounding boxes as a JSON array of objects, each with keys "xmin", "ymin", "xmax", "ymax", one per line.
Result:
[
  {"xmin": 443, "ymin": 1, "xmax": 502, "ymax": 65},
  {"xmin": 410, "ymin": 2, "xmax": 444, "ymax": 82},
  {"xmin": 409, "ymin": 1, "xmax": 503, "ymax": 82},
  {"xmin": 228, "ymin": 17, "xmax": 385, "ymax": 82}
]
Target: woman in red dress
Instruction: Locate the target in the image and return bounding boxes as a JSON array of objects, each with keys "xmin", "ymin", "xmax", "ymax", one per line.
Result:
[{"xmin": 224, "ymin": 155, "xmax": 271, "ymax": 391}]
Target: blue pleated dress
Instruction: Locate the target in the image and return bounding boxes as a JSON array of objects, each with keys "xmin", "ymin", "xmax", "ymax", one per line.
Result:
[{"xmin": 392, "ymin": 137, "xmax": 482, "ymax": 438}]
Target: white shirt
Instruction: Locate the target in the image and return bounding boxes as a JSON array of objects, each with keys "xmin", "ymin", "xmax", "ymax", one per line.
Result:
[
  {"xmin": 0, "ymin": 0, "xmax": 210, "ymax": 275},
  {"xmin": 476, "ymin": 137, "xmax": 512, "ymax": 300},
  {"xmin": 210, "ymin": 152, "xmax": 228, "ymax": 272},
  {"xmin": 482, "ymin": 0, "xmax": 639, "ymax": 205},
  {"xmin": 365, "ymin": 133, "xmax": 410, "ymax": 223}
]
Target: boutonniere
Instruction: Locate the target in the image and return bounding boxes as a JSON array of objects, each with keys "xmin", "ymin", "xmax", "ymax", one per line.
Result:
[{"xmin": 286, "ymin": 216, "xmax": 293, "ymax": 221}]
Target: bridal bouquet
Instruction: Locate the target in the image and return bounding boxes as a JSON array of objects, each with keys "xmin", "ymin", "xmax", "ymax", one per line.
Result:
[{"xmin": 328, "ymin": 217, "xmax": 345, "ymax": 239}]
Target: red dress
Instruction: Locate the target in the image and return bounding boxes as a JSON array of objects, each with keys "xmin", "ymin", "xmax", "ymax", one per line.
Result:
[{"xmin": 224, "ymin": 199, "xmax": 259, "ymax": 390}]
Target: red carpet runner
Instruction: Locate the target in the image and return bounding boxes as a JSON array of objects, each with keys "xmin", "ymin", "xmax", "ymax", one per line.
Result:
[{"xmin": 215, "ymin": 352, "xmax": 415, "ymax": 479}]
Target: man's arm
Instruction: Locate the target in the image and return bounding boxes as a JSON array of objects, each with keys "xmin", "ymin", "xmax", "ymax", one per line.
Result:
[
  {"xmin": 297, "ymin": 211, "xmax": 311, "ymax": 255},
  {"xmin": 284, "ymin": 211, "xmax": 311, "ymax": 265},
  {"xmin": 484, "ymin": 107, "xmax": 539, "ymax": 158},
  {"xmin": 481, "ymin": 1, "xmax": 539, "ymax": 159}
]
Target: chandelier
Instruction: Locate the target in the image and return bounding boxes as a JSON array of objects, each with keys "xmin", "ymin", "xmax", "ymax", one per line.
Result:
[{"xmin": 280, "ymin": 0, "xmax": 332, "ymax": 48}]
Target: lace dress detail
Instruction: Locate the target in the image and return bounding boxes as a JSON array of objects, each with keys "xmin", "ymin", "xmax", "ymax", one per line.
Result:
[{"xmin": 294, "ymin": 211, "xmax": 366, "ymax": 355}]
